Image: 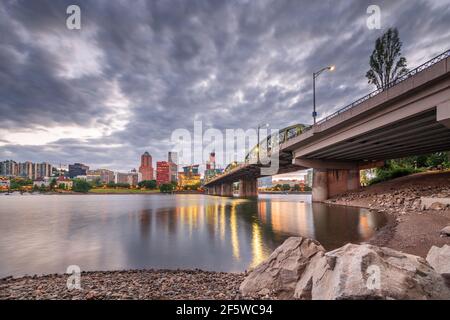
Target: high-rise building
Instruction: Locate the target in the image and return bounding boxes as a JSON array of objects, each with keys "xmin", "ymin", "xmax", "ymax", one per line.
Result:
[
  {"xmin": 168, "ymin": 151, "xmax": 178, "ymax": 165},
  {"xmin": 168, "ymin": 151, "xmax": 178, "ymax": 181},
  {"xmin": 1, "ymin": 160, "xmax": 53, "ymax": 179},
  {"xmin": 206, "ymin": 152, "xmax": 216, "ymax": 170},
  {"xmin": 139, "ymin": 151, "xmax": 154, "ymax": 181},
  {"xmin": 156, "ymin": 161, "xmax": 177, "ymax": 186},
  {"xmin": 0, "ymin": 160, "xmax": 18, "ymax": 177},
  {"xmin": 36, "ymin": 162, "xmax": 52, "ymax": 178},
  {"xmin": 68, "ymin": 163, "xmax": 89, "ymax": 178}
]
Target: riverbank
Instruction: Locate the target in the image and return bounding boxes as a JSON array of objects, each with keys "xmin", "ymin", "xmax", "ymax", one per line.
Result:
[
  {"xmin": 0, "ymin": 269, "xmax": 246, "ymax": 300},
  {"xmin": 325, "ymin": 170, "xmax": 450, "ymax": 257}
]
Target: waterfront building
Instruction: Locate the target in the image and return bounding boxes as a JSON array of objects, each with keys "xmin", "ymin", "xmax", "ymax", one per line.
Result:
[
  {"xmin": 88, "ymin": 169, "xmax": 115, "ymax": 184},
  {"xmin": 139, "ymin": 152, "xmax": 154, "ymax": 181},
  {"xmin": 272, "ymin": 178, "xmax": 305, "ymax": 187},
  {"xmin": 35, "ymin": 162, "xmax": 52, "ymax": 178},
  {"xmin": 0, "ymin": 160, "xmax": 18, "ymax": 177},
  {"xmin": 33, "ymin": 177, "xmax": 52, "ymax": 188},
  {"xmin": 68, "ymin": 163, "xmax": 89, "ymax": 178},
  {"xmin": 156, "ymin": 161, "xmax": 177, "ymax": 186},
  {"xmin": 56, "ymin": 176, "xmax": 73, "ymax": 190},
  {"xmin": 178, "ymin": 165, "xmax": 201, "ymax": 189},
  {"xmin": 115, "ymin": 171, "xmax": 139, "ymax": 186},
  {"xmin": 258, "ymin": 176, "xmax": 273, "ymax": 189},
  {"xmin": 0, "ymin": 178, "xmax": 10, "ymax": 190},
  {"xmin": 18, "ymin": 161, "xmax": 34, "ymax": 179}
]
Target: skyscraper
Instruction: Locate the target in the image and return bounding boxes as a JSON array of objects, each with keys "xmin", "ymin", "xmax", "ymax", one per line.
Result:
[
  {"xmin": 168, "ymin": 151, "xmax": 178, "ymax": 181},
  {"xmin": 168, "ymin": 151, "xmax": 178, "ymax": 164},
  {"xmin": 139, "ymin": 151, "xmax": 154, "ymax": 181}
]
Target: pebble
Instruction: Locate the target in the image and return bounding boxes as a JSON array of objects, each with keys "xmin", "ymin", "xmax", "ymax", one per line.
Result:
[{"xmin": 0, "ymin": 269, "xmax": 246, "ymax": 300}]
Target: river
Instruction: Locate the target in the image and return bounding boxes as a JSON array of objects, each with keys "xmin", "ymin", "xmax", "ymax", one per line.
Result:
[{"xmin": 0, "ymin": 193, "xmax": 387, "ymax": 277}]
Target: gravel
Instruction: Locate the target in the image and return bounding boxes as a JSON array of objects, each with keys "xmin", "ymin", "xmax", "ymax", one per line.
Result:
[{"xmin": 0, "ymin": 269, "xmax": 246, "ymax": 300}]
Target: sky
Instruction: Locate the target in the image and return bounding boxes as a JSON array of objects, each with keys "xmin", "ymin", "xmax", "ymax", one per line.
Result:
[{"xmin": 1, "ymin": 0, "xmax": 450, "ymax": 172}]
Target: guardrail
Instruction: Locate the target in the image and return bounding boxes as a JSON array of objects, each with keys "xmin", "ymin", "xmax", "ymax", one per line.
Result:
[{"xmin": 304, "ymin": 49, "xmax": 450, "ymax": 130}]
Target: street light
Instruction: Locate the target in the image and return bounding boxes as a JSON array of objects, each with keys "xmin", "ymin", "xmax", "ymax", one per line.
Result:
[
  {"xmin": 313, "ymin": 65, "xmax": 335, "ymax": 125},
  {"xmin": 257, "ymin": 123, "xmax": 269, "ymax": 164}
]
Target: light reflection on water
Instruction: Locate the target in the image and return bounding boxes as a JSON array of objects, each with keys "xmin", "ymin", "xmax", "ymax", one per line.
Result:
[{"xmin": 0, "ymin": 194, "xmax": 387, "ymax": 277}]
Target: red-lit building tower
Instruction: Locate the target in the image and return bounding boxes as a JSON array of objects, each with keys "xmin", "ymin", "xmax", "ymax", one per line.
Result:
[{"xmin": 139, "ymin": 151, "xmax": 154, "ymax": 181}]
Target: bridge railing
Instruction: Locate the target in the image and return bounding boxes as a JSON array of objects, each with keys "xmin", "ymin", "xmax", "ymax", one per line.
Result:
[{"xmin": 303, "ymin": 49, "xmax": 450, "ymax": 131}]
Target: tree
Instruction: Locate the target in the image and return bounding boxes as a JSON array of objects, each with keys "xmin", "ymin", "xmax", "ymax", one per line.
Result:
[
  {"xmin": 72, "ymin": 179, "xmax": 91, "ymax": 193},
  {"xmin": 159, "ymin": 183, "xmax": 174, "ymax": 193},
  {"xmin": 49, "ymin": 178, "xmax": 57, "ymax": 189},
  {"xmin": 138, "ymin": 180, "xmax": 157, "ymax": 189},
  {"xmin": 366, "ymin": 28, "xmax": 408, "ymax": 90}
]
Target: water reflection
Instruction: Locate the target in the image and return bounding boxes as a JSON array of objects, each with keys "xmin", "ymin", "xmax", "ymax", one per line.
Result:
[{"xmin": 0, "ymin": 194, "xmax": 387, "ymax": 277}]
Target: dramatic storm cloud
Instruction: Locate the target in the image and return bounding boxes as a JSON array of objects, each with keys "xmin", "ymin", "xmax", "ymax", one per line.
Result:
[{"xmin": 1, "ymin": 0, "xmax": 449, "ymax": 170}]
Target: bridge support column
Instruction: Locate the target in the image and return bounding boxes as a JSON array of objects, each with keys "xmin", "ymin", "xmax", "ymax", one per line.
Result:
[
  {"xmin": 220, "ymin": 183, "xmax": 233, "ymax": 197},
  {"xmin": 312, "ymin": 168, "xmax": 360, "ymax": 202},
  {"xmin": 239, "ymin": 178, "xmax": 257, "ymax": 198}
]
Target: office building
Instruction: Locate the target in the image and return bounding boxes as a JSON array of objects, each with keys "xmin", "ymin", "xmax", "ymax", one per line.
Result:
[
  {"xmin": 139, "ymin": 151, "xmax": 154, "ymax": 181},
  {"xmin": 178, "ymin": 165, "xmax": 201, "ymax": 188},
  {"xmin": 68, "ymin": 163, "xmax": 89, "ymax": 178},
  {"xmin": 156, "ymin": 161, "xmax": 177, "ymax": 186}
]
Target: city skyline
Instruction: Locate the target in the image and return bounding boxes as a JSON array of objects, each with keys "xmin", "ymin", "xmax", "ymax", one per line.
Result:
[{"xmin": 1, "ymin": 1, "xmax": 450, "ymax": 171}]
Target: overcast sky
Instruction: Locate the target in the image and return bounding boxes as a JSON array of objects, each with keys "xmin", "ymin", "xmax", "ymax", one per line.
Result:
[{"xmin": 1, "ymin": 0, "xmax": 449, "ymax": 172}]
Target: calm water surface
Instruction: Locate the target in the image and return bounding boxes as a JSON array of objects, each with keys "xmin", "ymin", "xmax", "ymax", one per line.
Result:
[{"xmin": 0, "ymin": 194, "xmax": 387, "ymax": 277}]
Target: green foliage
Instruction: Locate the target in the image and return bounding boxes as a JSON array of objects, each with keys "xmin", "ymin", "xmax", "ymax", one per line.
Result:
[
  {"xmin": 138, "ymin": 180, "xmax": 157, "ymax": 189},
  {"xmin": 58, "ymin": 183, "xmax": 66, "ymax": 190},
  {"xmin": 106, "ymin": 182, "xmax": 116, "ymax": 188},
  {"xmin": 366, "ymin": 28, "xmax": 408, "ymax": 89},
  {"xmin": 9, "ymin": 178, "xmax": 33, "ymax": 190},
  {"xmin": 425, "ymin": 152, "xmax": 448, "ymax": 168},
  {"xmin": 72, "ymin": 179, "xmax": 92, "ymax": 193},
  {"xmin": 49, "ymin": 178, "xmax": 57, "ymax": 189},
  {"xmin": 368, "ymin": 167, "xmax": 422, "ymax": 185},
  {"xmin": 281, "ymin": 184, "xmax": 291, "ymax": 191},
  {"xmin": 105, "ymin": 182, "xmax": 130, "ymax": 188},
  {"xmin": 159, "ymin": 183, "xmax": 174, "ymax": 193}
]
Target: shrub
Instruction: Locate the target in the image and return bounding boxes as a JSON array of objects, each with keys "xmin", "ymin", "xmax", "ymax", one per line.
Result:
[
  {"xmin": 72, "ymin": 179, "xmax": 92, "ymax": 193},
  {"xmin": 368, "ymin": 167, "xmax": 422, "ymax": 185},
  {"xmin": 138, "ymin": 180, "xmax": 157, "ymax": 189},
  {"xmin": 159, "ymin": 183, "xmax": 174, "ymax": 193}
]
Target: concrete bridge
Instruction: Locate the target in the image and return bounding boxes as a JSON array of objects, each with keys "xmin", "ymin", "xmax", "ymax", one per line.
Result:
[{"xmin": 204, "ymin": 49, "xmax": 450, "ymax": 201}]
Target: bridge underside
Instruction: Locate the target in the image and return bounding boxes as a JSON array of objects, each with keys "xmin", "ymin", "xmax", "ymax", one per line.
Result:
[{"xmin": 300, "ymin": 109, "xmax": 450, "ymax": 161}]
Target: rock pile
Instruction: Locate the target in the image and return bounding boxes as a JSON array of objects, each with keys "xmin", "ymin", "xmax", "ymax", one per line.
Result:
[
  {"xmin": 327, "ymin": 185, "xmax": 450, "ymax": 214},
  {"xmin": 240, "ymin": 237, "xmax": 450, "ymax": 300}
]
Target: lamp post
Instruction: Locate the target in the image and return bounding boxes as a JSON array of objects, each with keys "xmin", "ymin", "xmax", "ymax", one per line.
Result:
[
  {"xmin": 257, "ymin": 123, "xmax": 269, "ymax": 164},
  {"xmin": 313, "ymin": 65, "xmax": 335, "ymax": 125}
]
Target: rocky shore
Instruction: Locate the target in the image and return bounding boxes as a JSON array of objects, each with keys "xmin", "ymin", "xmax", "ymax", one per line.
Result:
[
  {"xmin": 0, "ymin": 269, "xmax": 245, "ymax": 300},
  {"xmin": 326, "ymin": 171, "xmax": 450, "ymax": 257}
]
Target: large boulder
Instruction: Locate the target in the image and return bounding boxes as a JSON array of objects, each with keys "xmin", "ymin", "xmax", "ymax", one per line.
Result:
[
  {"xmin": 440, "ymin": 226, "xmax": 450, "ymax": 237},
  {"xmin": 239, "ymin": 237, "xmax": 325, "ymax": 299},
  {"xmin": 426, "ymin": 245, "xmax": 450, "ymax": 275},
  {"xmin": 294, "ymin": 243, "xmax": 450, "ymax": 300}
]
